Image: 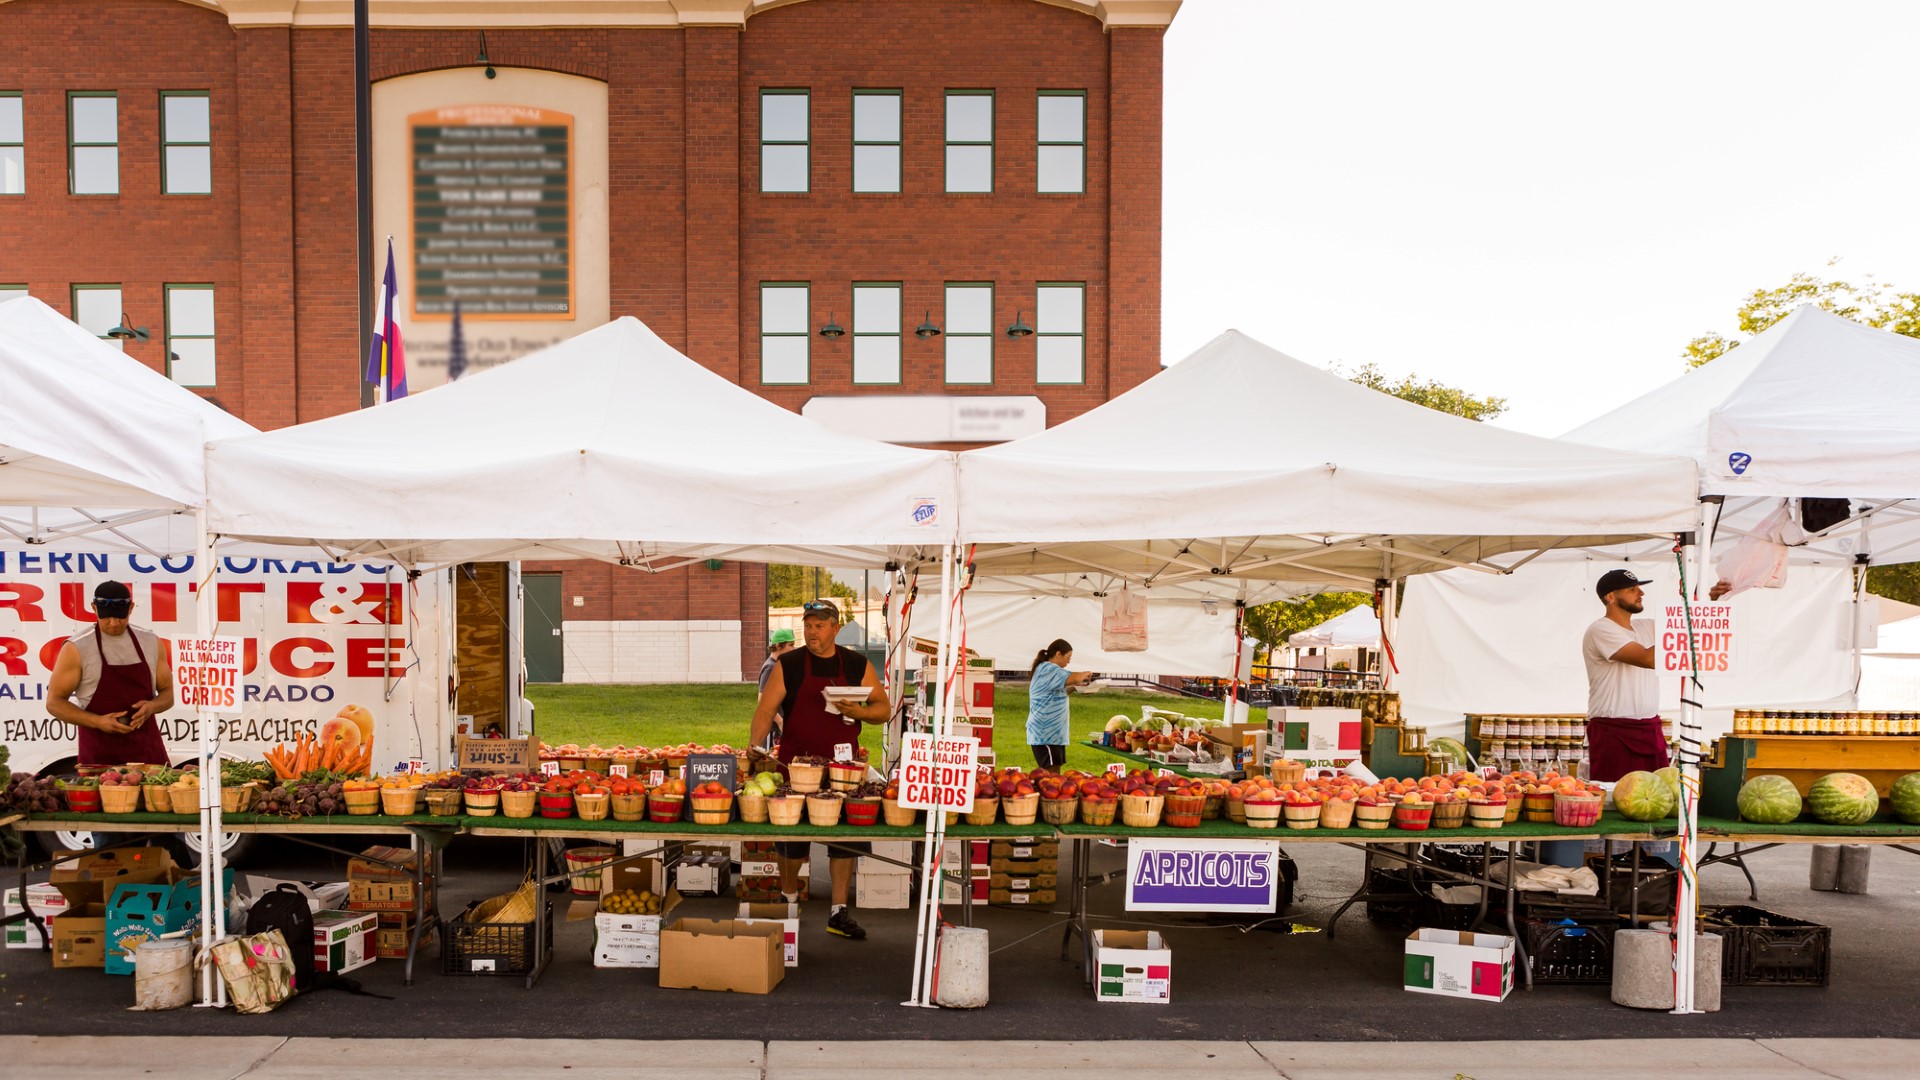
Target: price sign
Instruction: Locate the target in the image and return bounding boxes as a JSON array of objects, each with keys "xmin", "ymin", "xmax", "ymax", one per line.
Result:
[
  {"xmin": 609, "ymin": 763, "xmax": 628, "ymax": 778},
  {"xmin": 833, "ymin": 742, "xmax": 853, "ymax": 762},
  {"xmin": 1106, "ymin": 763, "xmax": 1126, "ymax": 778},
  {"xmin": 1157, "ymin": 768, "xmax": 1176, "ymax": 778},
  {"xmin": 539, "ymin": 760, "xmax": 560, "ymax": 776},
  {"xmin": 408, "ymin": 759, "xmax": 426, "ymax": 775},
  {"xmin": 648, "ymin": 769, "xmax": 665, "ymax": 787}
]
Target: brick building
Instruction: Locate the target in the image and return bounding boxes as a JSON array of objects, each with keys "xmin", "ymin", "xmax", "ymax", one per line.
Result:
[{"xmin": 0, "ymin": 0, "xmax": 1177, "ymax": 683}]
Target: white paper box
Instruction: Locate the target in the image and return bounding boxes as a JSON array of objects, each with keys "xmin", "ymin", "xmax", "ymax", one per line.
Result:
[
  {"xmin": 866, "ymin": 841, "xmax": 915, "ymax": 866},
  {"xmin": 1403, "ymin": 928, "xmax": 1515, "ymax": 1002},
  {"xmin": 1094, "ymin": 929, "xmax": 1171, "ymax": 1003},
  {"xmin": 856, "ymin": 874, "xmax": 911, "ymax": 909},
  {"xmin": 4, "ymin": 883, "xmax": 66, "ymax": 949}
]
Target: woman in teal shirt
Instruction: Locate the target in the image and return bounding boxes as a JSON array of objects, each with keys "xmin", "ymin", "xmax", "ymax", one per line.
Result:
[{"xmin": 1026, "ymin": 639, "xmax": 1096, "ymax": 769}]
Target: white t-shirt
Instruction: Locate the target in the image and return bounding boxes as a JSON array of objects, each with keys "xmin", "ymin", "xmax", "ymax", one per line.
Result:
[{"xmin": 1582, "ymin": 617, "xmax": 1657, "ymax": 720}]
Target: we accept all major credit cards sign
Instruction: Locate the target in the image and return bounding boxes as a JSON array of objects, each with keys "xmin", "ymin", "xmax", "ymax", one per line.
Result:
[{"xmin": 1124, "ymin": 837, "xmax": 1282, "ymax": 913}]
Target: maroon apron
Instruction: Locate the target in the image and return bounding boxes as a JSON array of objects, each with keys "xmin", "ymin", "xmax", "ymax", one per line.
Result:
[
  {"xmin": 1585, "ymin": 716, "xmax": 1669, "ymax": 783},
  {"xmin": 775, "ymin": 649, "xmax": 861, "ymax": 765},
  {"xmin": 76, "ymin": 628, "xmax": 168, "ymax": 767}
]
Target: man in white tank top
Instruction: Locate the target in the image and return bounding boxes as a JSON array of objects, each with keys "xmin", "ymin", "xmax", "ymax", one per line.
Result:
[{"xmin": 46, "ymin": 581, "xmax": 174, "ymax": 766}]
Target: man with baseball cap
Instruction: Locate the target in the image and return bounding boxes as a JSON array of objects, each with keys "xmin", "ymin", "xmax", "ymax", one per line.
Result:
[
  {"xmin": 1582, "ymin": 569, "xmax": 1668, "ymax": 781},
  {"xmin": 748, "ymin": 599, "xmax": 890, "ymax": 940},
  {"xmin": 758, "ymin": 628, "xmax": 796, "ymax": 695},
  {"xmin": 46, "ymin": 581, "xmax": 174, "ymax": 766}
]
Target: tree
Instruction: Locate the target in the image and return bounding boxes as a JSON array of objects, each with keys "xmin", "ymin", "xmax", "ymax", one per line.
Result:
[
  {"xmin": 1338, "ymin": 362, "xmax": 1508, "ymax": 422},
  {"xmin": 765, "ymin": 565, "xmax": 857, "ymax": 609},
  {"xmin": 1683, "ymin": 260, "xmax": 1920, "ymax": 368},
  {"xmin": 1245, "ymin": 590, "xmax": 1372, "ymax": 652},
  {"xmin": 1685, "ymin": 263, "xmax": 1920, "ymax": 605}
]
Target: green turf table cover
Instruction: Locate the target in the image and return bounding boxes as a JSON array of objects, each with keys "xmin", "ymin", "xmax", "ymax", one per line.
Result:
[
  {"xmin": 457, "ymin": 814, "xmax": 1041, "ymax": 838},
  {"xmin": 1081, "ymin": 741, "xmax": 1227, "ymax": 778},
  {"xmin": 1690, "ymin": 814, "xmax": 1920, "ymax": 838},
  {"xmin": 1055, "ymin": 809, "xmax": 1658, "ymax": 842}
]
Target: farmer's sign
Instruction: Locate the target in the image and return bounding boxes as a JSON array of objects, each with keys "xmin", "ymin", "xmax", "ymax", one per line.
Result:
[
  {"xmin": 1124, "ymin": 837, "xmax": 1282, "ymax": 913},
  {"xmin": 1660, "ymin": 604, "xmax": 1737, "ymax": 675},
  {"xmin": 897, "ymin": 731, "xmax": 978, "ymax": 814},
  {"xmin": 173, "ymin": 636, "xmax": 244, "ymax": 712}
]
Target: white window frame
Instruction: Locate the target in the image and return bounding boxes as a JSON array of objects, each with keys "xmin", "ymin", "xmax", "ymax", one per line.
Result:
[
  {"xmin": 944, "ymin": 90, "xmax": 993, "ymax": 194},
  {"xmin": 760, "ymin": 89, "xmax": 810, "ymax": 194},
  {"xmin": 1036, "ymin": 90, "xmax": 1085, "ymax": 194},
  {"xmin": 165, "ymin": 283, "xmax": 217, "ymax": 386},
  {"xmin": 852, "ymin": 89, "xmax": 902, "ymax": 194},
  {"xmin": 1034, "ymin": 282, "xmax": 1085, "ymax": 385}
]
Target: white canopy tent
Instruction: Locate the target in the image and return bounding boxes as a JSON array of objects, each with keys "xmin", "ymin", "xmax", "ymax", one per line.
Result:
[
  {"xmin": 0, "ymin": 296, "xmax": 255, "ymax": 547},
  {"xmin": 1564, "ymin": 305, "xmax": 1920, "ymax": 566},
  {"xmin": 204, "ymin": 316, "xmax": 957, "ymax": 570},
  {"xmin": 956, "ymin": 330, "xmax": 1702, "ymax": 590},
  {"xmin": 1286, "ymin": 603, "xmax": 1383, "ymax": 651}
]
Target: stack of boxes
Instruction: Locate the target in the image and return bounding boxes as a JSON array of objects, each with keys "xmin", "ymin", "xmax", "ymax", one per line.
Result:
[
  {"xmin": 939, "ymin": 839, "xmax": 991, "ymax": 904},
  {"xmin": 912, "ymin": 642, "xmax": 996, "ymax": 770},
  {"xmin": 347, "ymin": 845, "xmax": 434, "ymax": 959},
  {"xmin": 856, "ymin": 841, "xmax": 913, "ymax": 909},
  {"xmin": 42, "ymin": 848, "xmax": 230, "ymax": 973},
  {"xmin": 3, "ymin": 882, "xmax": 65, "ymax": 951},
  {"xmin": 989, "ymin": 835, "xmax": 1059, "ymax": 908},
  {"xmin": 736, "ymin": 841, "xmax": 804, "ymax": 903}
]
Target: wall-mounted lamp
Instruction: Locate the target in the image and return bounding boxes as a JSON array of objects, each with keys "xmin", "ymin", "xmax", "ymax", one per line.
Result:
[
  {"xmin": 477, "ymin": 31, "xmax": 496, "ymax": 78},
  {"xmin": 704, "ymin": 558, "xmax": 726, "ymax": 571},
  {"xmin": 914, "ymin": 311, "xmax": 942, "ymax": 339},
  {"xmin": 1006, "ymin": 310, "xmax": 1034, "ymax": 339},
  {"xmin": 818, "ymin": 313, "xmax": 845, "ymax": 339},
  {"xmin": 105, "ymin": 315, "xmax": 150, "ymax": 342}
]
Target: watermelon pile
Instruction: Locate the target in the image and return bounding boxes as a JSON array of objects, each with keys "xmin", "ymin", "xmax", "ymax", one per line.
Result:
[
  {"xmin": 1736, "ymin": 774, "xmax": 1802, "ymax": 824},
  {"xmin": 1807, "ymin": 772, "xmax": 1879, "ymax": 825},
  {"xmin": 1428, "ymin": 737, "xmax": 1471, "ymax": 770},
  {"xmin": 1611, "ymin": 770, "xmax": 1677, "ymax": 821},
  {"xmin": 1891, "ymin": 772, "xmax": 1920, "ymax": 825}
]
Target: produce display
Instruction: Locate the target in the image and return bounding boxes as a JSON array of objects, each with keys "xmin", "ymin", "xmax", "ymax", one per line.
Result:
[
  {"xmin": 1097, "ymin": 715, "xmax": 1228, "ymax": 763},
  {"xmin": 264, "ymin": 731, "xmax": 374, "ymax": 778},
  {"xmin": 1736, "ymin": 774, "xmax": 1803, "ymax": 823}
]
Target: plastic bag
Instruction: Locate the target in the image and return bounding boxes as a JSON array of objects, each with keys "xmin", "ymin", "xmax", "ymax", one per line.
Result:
[
  {"xmin": 1100, "ymin": 585, "xmax": 1148, "ymax": 652},
  {"xmin": 211, "ymin": 930, "xmax": 297, "ymax": 1014},
  {"xmin": 1713, "ymin": 501, "xmax": 1796, "ymax": 599}
]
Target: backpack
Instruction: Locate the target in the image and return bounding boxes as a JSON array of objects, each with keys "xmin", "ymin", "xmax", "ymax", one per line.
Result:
[{"xmin": 244, "ymin": 884, "xmax": 315, "ymax": 995}]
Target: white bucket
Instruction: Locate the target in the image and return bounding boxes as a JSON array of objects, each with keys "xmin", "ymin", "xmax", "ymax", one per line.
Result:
[{"xmin": 131, "ymin": 937, "xmax": 195, "ymax": 1011}]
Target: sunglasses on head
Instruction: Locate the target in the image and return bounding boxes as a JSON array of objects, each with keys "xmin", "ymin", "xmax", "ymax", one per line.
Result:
[
  {"xmin": 802, "ymin": 601, "xmax": 839, "ymax": 616},
  {"xmin": 95, "ymin": 601, "xmax": 132, "ymax": 618}
]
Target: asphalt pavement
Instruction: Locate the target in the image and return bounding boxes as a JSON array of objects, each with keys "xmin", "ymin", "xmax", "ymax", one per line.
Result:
[{"xmin": 4, "ymin": 835, "xmax": 1917, "ymax": 1041}]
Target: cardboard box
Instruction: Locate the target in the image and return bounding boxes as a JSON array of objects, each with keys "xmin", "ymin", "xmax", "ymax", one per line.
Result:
[
  {"xmin": 657, "ymin": 918, "xmax": 786, "ymax": 994},
  {"xmin": 940, "ymin": 877, "xmax": 991, "ymax": 904},
  {"xmin": 374, "ymin": 914, "xmax": 433, "ymax": 959},
  {"xmin": 103, "ymin": 865, "xmax": 233, "ymax": 976},
  {"xmin": 1094, "ymin": 929, "xmax": 1172, "ymax": 1004},
  {"xmin": 856, "ymin": 873, "xmax": 911, "ymax": 910},
  {"xmin": 51, "ymin": 903, "xmax": 107, "ymax": 968},
  {"xmin": 1404, "ymin": 929, "xmax": 1515, "ymax": 1002},
  {"xmin": 867, "ymin": 841, "xmax": 916, "ymax": 866},
  {"xmin": 673, "ymin": 846, "xmax": 733, "ymax": 897},
  {"xmin": 454, "ymin": 735, "xmax": 535, "ymax": 773},
  {"xmin": 4, "ymin": 883, "xmax": 67, "ymax": 949},
  {"xmin": 347, "ymin": 845, "xmax": 420, "ymax": 881},
  {"xmin": 990, "ymin": 856, "xmax": 1059, "ymax": 875},
  {"xmin": 989, "ymin": 839, "xmax": 1059, "ymax": 860},
  {"xmin": 312, "ymin": 909, "xmax": 377, "ymax": 974},
  {"xmin": 348, "ymin": 878, "xmax": 432, "ymax": 913},
  {"xmin": 990, "ymin": 888, "xmax": 1057, "ymax": 907},
  {"xmin": 989, "ymin": 872, "xmax": 1057, "ymax": 891},
  {"xmin": 735, "ymin": 901, "xmax": 800, "ymax": 967},
  {"xmin": 590, "ymin": 862, "xmax": 682, "ymax": 969}
]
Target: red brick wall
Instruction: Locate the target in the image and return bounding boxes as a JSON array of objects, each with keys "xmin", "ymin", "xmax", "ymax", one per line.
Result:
[
  {"xmin": 738, "ymin": 0, "xmax": 1117, "ymax": 421},
  {"xmin": 0, "ymin": 0, "xmax": 239, "ymax": 394}
]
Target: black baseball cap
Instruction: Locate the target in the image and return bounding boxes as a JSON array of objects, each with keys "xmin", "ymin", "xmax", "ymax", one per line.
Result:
[
  {"xmin": 93, "ymin": 581, "xmax": 133, "ymax": 614},
  {"xmin": 1595, "ymin": 569, "xmax": 1653, "ymax": 599},
  {"xmin": 801, "ymin": 599, "xmax": 840, "ymax": 621}
]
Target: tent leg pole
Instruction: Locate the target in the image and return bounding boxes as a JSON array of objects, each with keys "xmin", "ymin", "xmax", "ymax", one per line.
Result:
[
  {"xmin": 905, "ymin": 544, "xmax": 954, "ymax": 1008},
  {"xmin": 193, "ymin": 509, "xmax": 227, "ymax": 1008},
  {"xmin": 1672, "ymin": 504, "xmax": 1708, "ymax": 1015}
]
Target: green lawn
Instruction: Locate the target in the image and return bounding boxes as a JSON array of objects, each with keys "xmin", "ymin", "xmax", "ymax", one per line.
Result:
[{"xmin": 526, "ymin": 683, "xmax": 1227, "ymax": 774}]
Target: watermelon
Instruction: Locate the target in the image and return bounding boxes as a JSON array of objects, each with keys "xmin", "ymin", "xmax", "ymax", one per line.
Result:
[
  {"xmin": 1429, "ymin": 737, "xmax": 1471, "ymax": 769},
  {"xmin": 1736, "ymin": 775, "xmax": 1802, "ymax": 824},
  {"xmin": 1807, "ymin": 772, "xmax": 1879, "ymax": 825},
  {"xmin": 1891, "ymin": 772, "xmax": 1920, "ymax": 825},
  {"xmin": 1655, "ymin": 766, "xmax": 1682, "ymax": 801},
  {"xmin": 1611, "ymin": 770, "xmax": 1677, "ymax": 820}
]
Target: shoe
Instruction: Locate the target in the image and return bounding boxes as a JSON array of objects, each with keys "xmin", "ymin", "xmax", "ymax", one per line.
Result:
[{"xmin": 827, "ymin": 908, "xmax": 867, "ymax": 940}]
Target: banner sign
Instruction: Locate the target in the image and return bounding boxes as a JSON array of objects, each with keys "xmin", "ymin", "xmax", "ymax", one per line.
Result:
[
  {"xmin": 173, "ymin": 636, "xmax": 244, "ymax": 712},
  {"xmin": 896, "ymin": 731, "xmax": 978, "ymax": 813},
  {"xmin": 1660, "ymin": 605, "xmax": 1737, "ymax": 675},
  {"xmin": 1124, "ymin": 836, "xmax": 1282, "ymax": 913}
]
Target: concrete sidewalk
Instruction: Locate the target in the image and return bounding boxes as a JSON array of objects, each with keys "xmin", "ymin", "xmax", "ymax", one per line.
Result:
[{"xmin": 4, "ymin": 1037, "xmax": 1911, "ymax": 1079}]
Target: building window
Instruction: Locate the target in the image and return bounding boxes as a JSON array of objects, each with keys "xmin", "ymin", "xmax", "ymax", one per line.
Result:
[
  {"xmin": 944, "ymin": 283, "xmax": 993, "ymax": 385},
  {"xmin": 1035, "ymin": 283, "xmax": 1084, "ymax": 384},
  {"xmin": 852, "ymin": 282, "xmax": 901, "ymax": 385},
  {"xmin": 0, "ymin": 93, "xmax": 22, "ymax": 195},
  {"xmin": 945, "ymin": 91, "xmax": 992, "ymax": 193},
  {"xmin": 161, "ymin": 92, "xmax": 211, "ymax": 195},
  {"xmin": 760, "ymin": 283, "xmax": 809, "ymax": 384},
  {"xmin": 68, "ymin": 92, "xmax": 117, "ymax": 195},
  {"xmin": 166, "ymin": 284, "xmax": 216, "ymax": 386},
  {"xmin": 1037, "ymin": 91, "xmax": 1085, "ymax": 194},
  {"xmin": 760, "ymin": 90, "xmax": 809, "ymax": 193},
  {"xmin": 852, "ymin": 90, "xmax": 901, "ymax": 194},
  {"xmin": 0, "ymin": 285, "xmax": 28, "ymax": 304},
  {"xmin": 71, "ymin": 285, "xmax": 124, "ymax": 350}
]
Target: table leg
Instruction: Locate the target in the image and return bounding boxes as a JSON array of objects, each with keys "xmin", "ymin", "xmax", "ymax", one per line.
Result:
[
  {"xmin": 1058, "ymin": 838, "xmax": 1080, "ymax": 961},
  {"xmin": 525, "ymin": 836, "xmax": 551, "ymax": 990},
  {"xmin": 1079, "ymin": 840, "xmax": 1094, "ymax": 987},
  {"xmin": 1473, "ymin": 843, "xmax": 1492, "ymax": 930},
  {"xmin": 1325, "ymin": 845, "xmax": 1374, "ymax": 939},
  {"xmin": 1507, "ymin": 843, "xmax": 1531, "ymax": 991},
  {"xmin": 1630, "ymin": 842, "xmax": 1642, "ymax": 925},
  {"xmin": 1732, "ymin": 844, "xmax": 1759, "ymax": 901}
]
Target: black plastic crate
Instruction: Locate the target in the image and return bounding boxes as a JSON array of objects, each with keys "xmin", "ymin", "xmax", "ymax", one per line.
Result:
[
  {"xmin": 1420, "ymin": 893, "xmax": 1486, "ymax": 932},
  {"xmin": 1701, "ymin": 905, "xmax": 1831, "ymax": 987},
  {"xmin": 1364, "ymin": 866, "xmax": 1420, "ymax": 928},
  {"xmin": 1524, "ymin": 915, "xmax": 1622, "ymax": 984},
  {"xmin": 442, "ymin": 899, "xmax": 552, "ymax": 976}
]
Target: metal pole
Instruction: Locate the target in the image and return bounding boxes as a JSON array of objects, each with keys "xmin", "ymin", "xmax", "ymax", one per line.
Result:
[
  {"xmin": 355, "ymin": 0, "xmax": 375, "ymax": 409},
  {"xmin": 1672, "ymin": 507, "xmax": 1708, "ymax": 1014},
  {"xmin": 904, "ymin": 544, "xmax": 954, "ymax": 1007},
  {"xmin": 193, "ymin": 508, "xmax": 226, "ymax": 1006}
]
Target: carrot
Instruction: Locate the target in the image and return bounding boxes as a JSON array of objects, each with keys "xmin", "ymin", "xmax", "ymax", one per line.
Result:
[{"xmin": 292, "ymin": 736, "xmax": 310, "ymax": 775}]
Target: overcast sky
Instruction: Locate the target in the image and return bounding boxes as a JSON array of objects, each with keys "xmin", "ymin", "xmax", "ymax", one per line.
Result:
[{"xmin": 1160, "ymin": 0, "xmax": 1920, "ymax": 435}]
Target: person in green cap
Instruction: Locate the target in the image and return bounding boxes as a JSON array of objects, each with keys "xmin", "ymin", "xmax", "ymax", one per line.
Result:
[{"xmin": 759, "ymin": 628, "xmax": 796, "ymax": 695}]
